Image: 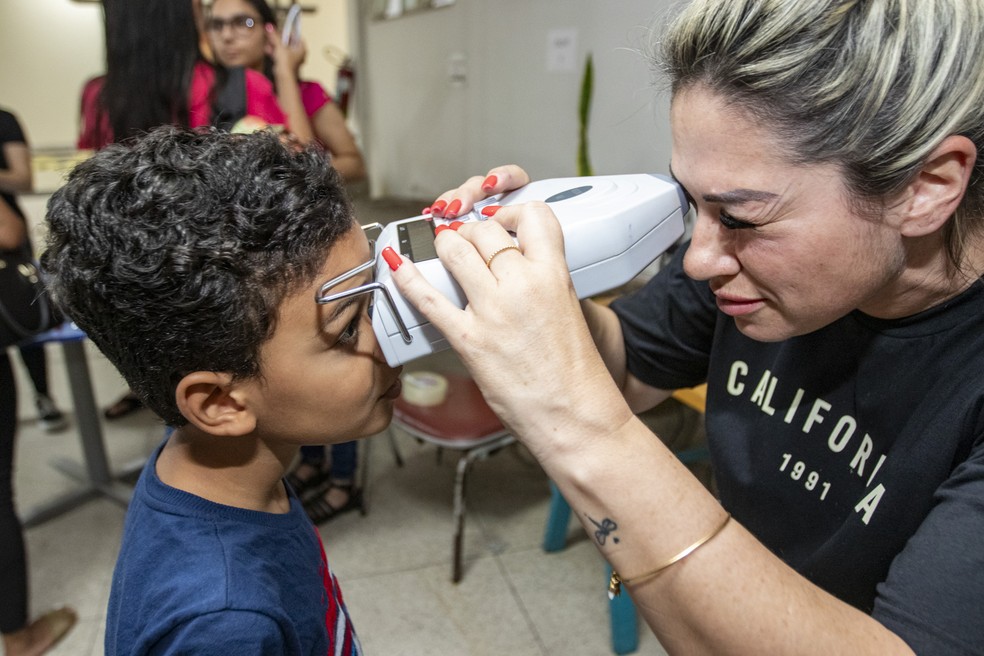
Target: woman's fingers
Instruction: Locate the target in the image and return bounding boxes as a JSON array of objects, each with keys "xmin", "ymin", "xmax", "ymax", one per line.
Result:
[
  {"xmin": 477, "ymin": 165, "xmax": 531, "ymax": 195},
  {"xmin": 428, "ymin": 165, "xmax": 531, "ymax": 219},
  {"xmin": 475, "ymin": 202, "xmax": 568, "ymax": 271}
]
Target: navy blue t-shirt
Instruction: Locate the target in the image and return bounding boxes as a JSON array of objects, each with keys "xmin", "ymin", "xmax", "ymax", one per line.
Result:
[{"xmin": 106, "ymin": 441, "xmax": 361, "ymax": 655}]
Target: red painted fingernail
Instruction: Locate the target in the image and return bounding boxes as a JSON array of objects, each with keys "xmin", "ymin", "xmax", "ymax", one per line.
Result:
[
  {"xmin": 422, "ymin": 206, "xmax": 432, "ymax": 215},
  {"xmin": 265, "ymin": 23, "xmax": 275, "ymax": 33},
  {"xmin": 481, "ymin": 175, "xmax": 497, "ymax": 191},
  {"xmin": 448, "ymin": 221, "xmax": 464, "ymax": 231},
  {"xmin": 481, "ymin": 205, "xmax": 501, "ymax": 217},
  {"xmin": 434, "ymin": 225, "xmax": 450, "ymax": 235},
  {"xmin": 381, "ymin": 246, "xmax": 402, "ymax": 271},
  {"xmin": 431, "ymin": 200, "xmax": 448, "ymax": 215},
  {"xmin": 445, "ymin": 199, "xmax": 462, "ymax": 218}
]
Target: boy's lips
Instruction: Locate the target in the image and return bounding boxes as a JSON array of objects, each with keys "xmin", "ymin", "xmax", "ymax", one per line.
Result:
[{"xmin": 382, "ymin": 375, "xmax": 403, "ymax": 400}]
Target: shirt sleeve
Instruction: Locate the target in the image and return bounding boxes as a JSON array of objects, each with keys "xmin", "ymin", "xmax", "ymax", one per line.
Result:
[
  {"xmin": 298, "ymin": 80, "xmax": 331, "ymax": 118},
  {"xmin": 609, "ymin": 240, "xmax": 719, "ymax": 390},
  {"xmin": 0, "ymin": 110, "xmax": 26, "ymax": 145},
  {"xmin": 147, "ymin": 610, "xmax": 291, "ymax": 656},
  {"xmin": 77, "ymin": 77, "xmax": 108, "ymax": 150},
  {"xmin": 872, "ymin": 432, "xmax": 984, "ymax": 655}
]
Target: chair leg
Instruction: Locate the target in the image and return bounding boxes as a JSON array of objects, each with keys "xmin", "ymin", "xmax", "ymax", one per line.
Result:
[
  {"xmin": 449, "ymin": 436, "xmax": 515, "ymax": 583},
  {"xmin": 607, "ymin": 564, "xmax": 639, "ymax": 654},
  {"xmin": 543, "ymin": 481, "xmax": 572, "ymax": 552},
  {"xmin": 358, "ymin": 437, "xmax": 371, "ymax": 515},
  {"xmin": 388, "ymin": 429, "xmax": 404, "ymax": 467},
  {"xmin": 451, "ymin": 453, "xmax": 472, "ymax": 583}
]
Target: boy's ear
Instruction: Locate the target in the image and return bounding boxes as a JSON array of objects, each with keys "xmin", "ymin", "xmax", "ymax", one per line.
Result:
[
  {"xmin": 175, "ymin": 371, "xmax": 257, "ymax": 437},
  {"xmin": 899, "ymin": 135, "xmax": 977, "ymax": 238}
]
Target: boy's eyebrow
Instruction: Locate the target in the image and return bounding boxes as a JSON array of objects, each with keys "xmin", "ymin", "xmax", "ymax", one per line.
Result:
[
  {"xmin": 320, "ymin": 272, "xmax": 374, "ymax": 328},
  {"xmin": 324, "ymin": 296, "xmax": 359, "ymax": 326},
  {"xmin": 668, "ymin": 164, "xmax": 779, "ymax": 205}
]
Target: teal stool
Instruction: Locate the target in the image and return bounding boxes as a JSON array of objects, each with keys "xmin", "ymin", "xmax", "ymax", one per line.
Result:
[{"xmin": 542, "ymin": 444, "xmax": 710, "ymax": 654}]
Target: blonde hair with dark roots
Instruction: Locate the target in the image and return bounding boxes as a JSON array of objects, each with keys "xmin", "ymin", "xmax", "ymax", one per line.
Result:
[{"xmin": 657, "ymin": 0, "xmax": 984, "ymax": 269}]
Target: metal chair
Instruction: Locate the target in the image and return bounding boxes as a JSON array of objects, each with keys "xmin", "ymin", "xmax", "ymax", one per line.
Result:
[{"xmin": 388, "ymin": 371, "xmax": 515, "ymax": 583}]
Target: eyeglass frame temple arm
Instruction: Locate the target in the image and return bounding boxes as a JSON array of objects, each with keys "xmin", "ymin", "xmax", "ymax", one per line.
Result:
[{"xmin": 315, "ymin": 223, "xmax": 413, "ymax": 345}]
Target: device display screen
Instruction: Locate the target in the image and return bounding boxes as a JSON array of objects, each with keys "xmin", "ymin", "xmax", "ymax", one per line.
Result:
[{"xmin": 397, "ymin": 219, "xmax": 438, "ymax": 262}]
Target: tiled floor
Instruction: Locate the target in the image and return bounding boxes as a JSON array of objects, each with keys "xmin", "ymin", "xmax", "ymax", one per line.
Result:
[{"xmin": 9, "ymin": 195, "xmax": 706, "ymax": 655}]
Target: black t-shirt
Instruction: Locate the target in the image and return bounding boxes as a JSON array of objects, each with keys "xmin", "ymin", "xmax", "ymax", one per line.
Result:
[
  {"xmin": 612, "ymin": 241, "xmax": 984, "ymax": 655},
  {"xmin": 0, "ymin": 108, "xmax": 27, "ymax": 220}
]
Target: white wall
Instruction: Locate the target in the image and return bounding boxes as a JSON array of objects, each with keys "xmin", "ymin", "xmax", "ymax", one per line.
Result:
[
  {"xmin": 0, "ymin": 0, "xmax": 105, "ymax": 150},
  {"xmin": 360, "ymin": 0, "xmax": 679, "ymax": 199},
  {"xmin": 0, "ymin": 0, "xmax": 680, "ymax": 202},
  {"xmin": 0, "ymin": 0, "xmax": 350, "ymax": 151}
]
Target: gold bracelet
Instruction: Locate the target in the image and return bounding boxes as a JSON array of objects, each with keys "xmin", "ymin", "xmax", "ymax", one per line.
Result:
[{"xmin": 608, "ymin": 513, "xmax": 731, "ymax": 599}]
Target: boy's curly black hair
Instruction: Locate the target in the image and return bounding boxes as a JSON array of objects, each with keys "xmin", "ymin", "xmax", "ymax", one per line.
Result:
[{"xmin": 42, "ymin": 126, "xmax": 354, "ymax": 426}]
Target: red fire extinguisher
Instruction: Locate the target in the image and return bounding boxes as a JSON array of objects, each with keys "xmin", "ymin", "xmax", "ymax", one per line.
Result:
[{"xmin": 336, "ymin": 58, "xmax": 355, "ymax": 117}]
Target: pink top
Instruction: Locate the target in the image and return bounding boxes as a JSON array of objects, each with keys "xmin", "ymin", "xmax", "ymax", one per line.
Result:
[
  {"xmin": 78, "ymin": 62, "xmax": 288, "ymax": 149},
  {"xmin": 299, "ymin": 80, "xmax": 332, "ymax": 119}
]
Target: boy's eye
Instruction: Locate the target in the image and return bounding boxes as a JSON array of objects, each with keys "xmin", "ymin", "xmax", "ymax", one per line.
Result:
[
  {"xmin": 334, "ymin": 295, "xmax": 373, "ymax": 348},
  {"xmin": 336, "ymin": 314, "xmax": 362, "ymax": 347},
  {"xmin": 719, "ymin": 210, "xmax": 755, "ymax": 230}
]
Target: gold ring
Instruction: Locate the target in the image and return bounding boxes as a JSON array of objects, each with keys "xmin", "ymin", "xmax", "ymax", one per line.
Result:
[{"xmin": 485, "ymin": 244, "xmax": 521, "ymax": 268}]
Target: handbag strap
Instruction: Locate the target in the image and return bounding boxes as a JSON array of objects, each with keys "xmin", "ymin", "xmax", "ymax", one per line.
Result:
[{"xmin": 0, "ymin": 254, "xmax": 53, "ymax": 339}]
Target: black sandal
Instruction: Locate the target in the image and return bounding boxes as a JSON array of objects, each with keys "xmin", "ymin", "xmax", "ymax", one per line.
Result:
[
  {"xmin": 285, "ymin": 464, "xmax": 331, "ymax": 498},
  {"xmin": 303, "ymin": 483, "xmax": 364, "ymax": 525}
]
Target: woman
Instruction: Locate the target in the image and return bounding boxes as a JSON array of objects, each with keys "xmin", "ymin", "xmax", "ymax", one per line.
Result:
[
  {"xmin": 0, "ymin": 107, "xmax": 66, "ymax": 431},
  {"xmin": 206, "ymin": 0, "xmax": 366, "ymax": 182},
  {"xmin": 389, "ymin": 0, "xmax": 984, "ymax": 652},
  {"xmin": 79, "ymin": 0, "xmax": 295, "ymax": 419},
  {"xmin": 1, "ymin": 196, "xmax": 76, "ymax": 655},
  {"xmin": 79, "ymin": 0, "xmax": 293, "ymax": 149}
]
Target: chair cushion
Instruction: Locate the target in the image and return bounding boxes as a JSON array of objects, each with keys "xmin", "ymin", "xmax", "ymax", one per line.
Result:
[{"xmin": 393, "ymin": 372, "xmax": 506, "ymax": 443}]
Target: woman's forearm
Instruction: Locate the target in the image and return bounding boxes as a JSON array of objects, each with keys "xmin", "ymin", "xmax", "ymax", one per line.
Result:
[
  {"xmin": 0, "ymin": 142, "xmax": 33, "ymax": 193},
  {"xmin": 0, "ymin": 196, "xmax": 26, "ymax": 249},
  {"xmin": 543, "ymin": 413, "xmax": 913, "ymax": 655}
]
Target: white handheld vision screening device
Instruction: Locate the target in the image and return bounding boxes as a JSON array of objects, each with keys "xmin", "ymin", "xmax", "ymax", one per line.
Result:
[{"xmin": 370, "ymin": 174, "xmax": 688, "ymax": 366}]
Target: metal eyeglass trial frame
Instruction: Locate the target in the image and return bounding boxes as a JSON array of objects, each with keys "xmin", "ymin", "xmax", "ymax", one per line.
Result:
[{"xmin": 315, "ymin": 222, "xmax": 413, "ymax": 345}]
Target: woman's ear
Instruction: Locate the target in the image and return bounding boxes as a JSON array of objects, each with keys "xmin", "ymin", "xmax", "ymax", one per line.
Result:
[
  {"xmin": 900, "ymin": 135, "xmax": 977, "ymax": 237},
  {"xmin": 175, "ymin": 371, "xmax": 257, "ymax": 437}
]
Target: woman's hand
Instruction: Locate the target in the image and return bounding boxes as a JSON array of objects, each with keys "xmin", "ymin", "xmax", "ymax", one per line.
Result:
[
  {"xmin": 389, "ymin": 175, "xmax": 634, "ymax": 463},
  {"xmin": 427, "ymin": 165, "xmax": 531, "ymax": 220},
  {"xmin": 262, "ymin": 24, "xmax": 314, "ymax": 145},
  {"xmin": 265, "ymin": 24, "xmax": 306, "ymax": 78}
]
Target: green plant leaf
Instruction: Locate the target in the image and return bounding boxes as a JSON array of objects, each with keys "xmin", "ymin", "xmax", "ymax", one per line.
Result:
[{"xmin": 577, "ymin": 53, "xmax": 594, "ymax": 177}]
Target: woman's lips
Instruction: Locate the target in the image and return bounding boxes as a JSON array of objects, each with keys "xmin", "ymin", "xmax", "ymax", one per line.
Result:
[{"xmin": 715, "ymin": 294, "xmax": 766, "ymax": 317}]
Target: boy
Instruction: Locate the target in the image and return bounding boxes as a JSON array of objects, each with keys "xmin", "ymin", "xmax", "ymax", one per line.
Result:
[{"xmin": 42, "ymin": 126, "xmax": 403, "ymax": 654}]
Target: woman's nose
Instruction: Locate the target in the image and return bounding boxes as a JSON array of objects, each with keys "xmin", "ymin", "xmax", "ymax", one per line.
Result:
[{"xmin": 682, "ymin": 209, "xmax": 740, "ymax": 281}]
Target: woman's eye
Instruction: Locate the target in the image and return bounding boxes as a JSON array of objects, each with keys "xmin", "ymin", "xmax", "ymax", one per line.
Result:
[{"xmin": 719, "ymin": 211, "xmax": 755, "ymax": 230}]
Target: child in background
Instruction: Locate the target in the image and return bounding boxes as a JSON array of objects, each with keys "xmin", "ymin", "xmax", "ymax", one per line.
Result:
[{"xmin": 43, "ymin": 126, "xmax": 402, "ymax": 655}]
